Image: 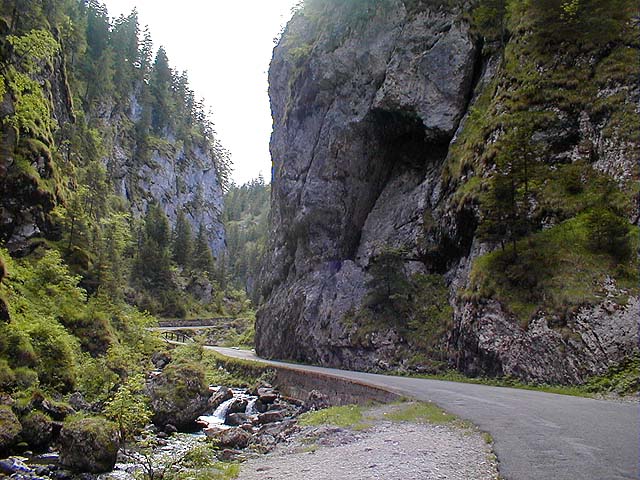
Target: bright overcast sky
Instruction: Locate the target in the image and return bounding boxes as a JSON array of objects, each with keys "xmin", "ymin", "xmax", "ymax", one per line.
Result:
[{"xmin": 102, "ymin": 0, "xmax": 300, "ymax": 185}]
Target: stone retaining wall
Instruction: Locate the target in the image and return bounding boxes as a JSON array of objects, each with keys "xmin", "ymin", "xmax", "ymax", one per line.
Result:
[{"xmin": 274, "ymin": 367, "xmax": 401, "ymax": 406}]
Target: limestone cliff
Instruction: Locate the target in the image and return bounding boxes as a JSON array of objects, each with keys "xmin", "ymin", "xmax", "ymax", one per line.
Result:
[
  {"xmin": 94, "ymin": 95, "xmax": 226, "ymax": 256},
  {"xmin": 0, "ymin": 23, "xmax": 225, "ymax": 257},
  {"xmin": 257, "ymin": 0, "xmax": 639, "ymax": 384}
]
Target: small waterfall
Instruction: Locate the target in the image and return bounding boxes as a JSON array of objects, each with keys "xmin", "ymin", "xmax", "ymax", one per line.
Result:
[
  {"xmin": 198, "ymin": 398, "xmax": 235, "ymax": 428},
  {"xmin": 197, "ymin": 387, "xmax": 259, "ymax": 431},
  {"xmin": 246, "ymin": 398, "xmax": 258, "ymax": 416}
]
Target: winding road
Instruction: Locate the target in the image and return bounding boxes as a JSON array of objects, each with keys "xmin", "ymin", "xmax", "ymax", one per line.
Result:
[{"xmin": 210, "ymin": 346, "xmax": 639, "ymax": 480}]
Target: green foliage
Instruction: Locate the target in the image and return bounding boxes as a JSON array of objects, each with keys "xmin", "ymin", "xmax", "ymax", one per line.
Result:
[
  {"xmin": 4, "ymin": 67, "xmax": 57, "ymax": 143},
  {"xmin": 104, "ymin": 374, "xmax": 152, "ymax": 446},
  {"xmin": 172, "ymin": 209, "xmax": 194, "ymax": 268},
  {"xmin": 75, "ymin": 354, "xmax": 119, "ymax": 402},
  {"xmin": 446, "ymin": 0, "xmax": 639, "ymax": 327},
  {"xmin": 298, "ymin": 404, "xmax": 365, "ymax": 428},
  {"xmin": 192, "ymin": 225, "xmax": 215, "ymax": 275},
  {"xmin": 133, "ymin": 203, "xmax": 173, "ymax": 292},
  {"xmin": 7, "ymin": 29, "xmax": 59, "ymax": 73},
  {"xmin": 223, "ymin": 177, "xmax": 270, "ymax": 303},
  {"xmin": 584, "ymin": 208, "xmax": 631, "ymax": 260},
  {"xmin": 469, "ymin": 216, "xmax": 639, "ymax": 324},
  {"xmin": 585, "ymin": 355, "xmax": 639, "ymax": 396},
  {"xmin": 353, "ymin": 249, "xmax": 453, "ymax": 368},
  {"xmin": 471, "ymin": 0, "xmax": 507, "ymax": 44}
]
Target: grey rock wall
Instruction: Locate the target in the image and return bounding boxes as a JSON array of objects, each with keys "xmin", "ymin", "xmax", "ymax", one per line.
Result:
[
  {"xmin": 97, "ymin": 98, "xmax": 225, "ymax": 257},
  {"xmin": 257, "ymin": 0, "xmax": 639, "ymax": 384}
]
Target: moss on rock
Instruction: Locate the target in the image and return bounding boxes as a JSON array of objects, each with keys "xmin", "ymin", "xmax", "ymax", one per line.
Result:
[
  {"xmin": 0, "ymin": 405, "xmax": 22, "ymax": 453},
  {"xmin": 59, "ymin": 417, "xmax": 118, "ymax": 473}
]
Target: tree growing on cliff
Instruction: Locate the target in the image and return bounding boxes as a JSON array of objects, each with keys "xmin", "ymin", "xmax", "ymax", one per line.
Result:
[
  {"xmin": 478, "ymin": 119, "xmax": 539, "ymax": 255},
  {"xmin": 172, "ymin": 209, "xmax": 194, "ymax": 269},
  {"xmin": 133, "ymin": 203, "xmax": 172, "ymax": 290},
  {"xmin": 192, "ymin": 224, "xmax": 215, "ymax": 275},
  {"xmin": 364, "ymin": 248, "xmax": 414, "ymax": 320}
]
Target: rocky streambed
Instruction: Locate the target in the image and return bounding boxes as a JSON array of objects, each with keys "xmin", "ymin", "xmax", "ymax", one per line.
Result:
[{"xmin": 0, "ymin": 382, "xmax": 322, "ymax": 480}]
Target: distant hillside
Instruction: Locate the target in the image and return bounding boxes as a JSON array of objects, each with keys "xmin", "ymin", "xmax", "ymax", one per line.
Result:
[{"xmin": 223, "ymin": 176, "xmax": 270, "ymax": 303}]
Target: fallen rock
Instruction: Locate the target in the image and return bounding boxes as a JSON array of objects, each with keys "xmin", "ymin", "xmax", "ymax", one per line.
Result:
[
  {"xmin": 59, "ymin": 417, "xmax": 118, "ymax": 473},
  {"xmin": 0, "ymin": 458, "xmax": 31, "ymax": 475},
  {"xmin": 68, "ymin": 393, "xmax": 91, "ymax": 412},
  {"xmin": 257, "ymin": 387, "xmax": 278, "ymax": 404},
  {"xmin": 29, "ymin": 393, "xmax": 75, "ymax": 421},
  {"xmin": 219, "ymin": 449, "xmax": 242, "ymax": 461},
  {"xmin": 256, "ymin": 410, "xmax": 285, "ymax": 425},
  {"xmin": 258, "ymin": 418, "xmax": 298, "ymax": 439},
  {"xmin": 215, "ymin": 427, "xmax": 253, "ymax": 449},
  {"xmin": 208, "ymin": 386, "xmax": 233, "ymax": 410},
  {"xmin": 227, "ymin": 412, "xmax": 251, "ymax": 426},
  {"xmin": 0, "ymin": 405, "xmax": 22, "ymax": 452},
  {"xmin": 203, "ymin": 425, "xmax": 228, "ymax": 438},
  {"xmin": 151, "ymin": 351, "xmax": 171, "ymax": 370},
  {"xmin": 227, "ymin": 398, "xmax": 248, "ymax": 415},
  {"xmin": 164, "ymin": 424, "xmax": 178, "ymax": 435},
  {"xmin": 308, "ymin": 390, "xmax": 330, "ymax": 410}
]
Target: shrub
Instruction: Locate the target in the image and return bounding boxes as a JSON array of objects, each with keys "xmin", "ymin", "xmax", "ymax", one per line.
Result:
[{"xmin": 585, "ymin": 208, "xmax": 632, "ymax": 260}]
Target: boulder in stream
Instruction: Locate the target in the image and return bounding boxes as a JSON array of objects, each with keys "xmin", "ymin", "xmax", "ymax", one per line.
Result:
[
  {"xmin": 0, "ymin": 406, "xmax": 21, "ymax": 452},
  {"xmin": 147, "ymin": 361, "xmax": 210, "ymax": 430},
  {"xmin": 59, "ymin": 417, "xmax": 118, "ymax": 473},
  {"xmin": 20, "ymin": 411, "xmax": 54, "ymax": 450},
  {"xmin": 227, "ymin": 412, "xmax": 252, "ymax": 426},
  {"xmin": 256, "ymin": 410, "xmax": 285, "ymax": 425},
  {"xmin": 214, "ymin": 427, "xmax": 252, "ymax": 449},
  {"xmin": 208, "ymin": 386, "xmax": 233, "ymax": 410}
]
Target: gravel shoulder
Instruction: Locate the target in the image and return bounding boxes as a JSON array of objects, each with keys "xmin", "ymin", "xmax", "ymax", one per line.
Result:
[{"xmin": 239, "ymin": 403, "xmax": 500, "ymax": 480}]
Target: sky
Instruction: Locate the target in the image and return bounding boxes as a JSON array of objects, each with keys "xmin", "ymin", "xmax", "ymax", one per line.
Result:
[{"xmin": 102, "ymin": 0, "xmax": 300, "ymax": 185}]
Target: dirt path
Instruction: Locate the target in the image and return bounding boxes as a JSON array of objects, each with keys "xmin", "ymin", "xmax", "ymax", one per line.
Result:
[{"xmin": 239, "ymin": 404, "xmax": 500, "ymax": 480}]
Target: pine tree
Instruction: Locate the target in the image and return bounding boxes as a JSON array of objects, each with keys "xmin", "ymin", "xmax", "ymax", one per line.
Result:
[
  {"xmin": 364, "ymin": 248, "xmax": 414, "ymax": 320},
  {"xmin": 150, "ymin": 46, "xmax": 173, "ymax": 134},
  {"xmin": 172, "ymin": 209, "xmax": 193, "ymax": 269},
  {"xmin": 133, "ymin": 203, "xmax": 172, "ymax": 290},
  {"xmin": 193, "ymin": 224, "xmax": 214, "ymax": 274}
]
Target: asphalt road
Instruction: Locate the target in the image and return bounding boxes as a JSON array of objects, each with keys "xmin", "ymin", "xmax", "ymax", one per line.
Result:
[{"xmin": 210, "ymin": 346, "xmax": 639, "ymax": 480}]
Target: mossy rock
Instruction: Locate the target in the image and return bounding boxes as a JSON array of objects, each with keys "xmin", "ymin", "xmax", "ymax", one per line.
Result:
[
  {"xmin": 59, "ymin": 417, "xmax": 118, "ymax": 473},
  {"xmin": 0, "ymin": 405, "xmax": 22, "ymax": 454},
  {"xmin": 20, "ymin": 411, "xmax": 54, "ymax": 450},
  {"xmin": 146, "ymin": 361, "xmax": 210, "ymax": 431}
]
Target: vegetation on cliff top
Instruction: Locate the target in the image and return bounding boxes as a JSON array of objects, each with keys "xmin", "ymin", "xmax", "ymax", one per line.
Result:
[{"xmin": 450, "ymin": 0, "xmax": 640, "ymax": 324}]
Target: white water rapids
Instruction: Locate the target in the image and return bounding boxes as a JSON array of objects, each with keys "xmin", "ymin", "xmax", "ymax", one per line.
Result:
[{"xmin": 197, "ymin": 387, "xmax": 259, "ymax": 430}]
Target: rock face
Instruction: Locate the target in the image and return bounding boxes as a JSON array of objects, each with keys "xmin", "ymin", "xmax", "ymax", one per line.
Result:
[
  {"xmin": 257, "ymin": 0, "xmax": 640, "ymax": 384},
  {"xmin": 59, "ymin": 417, "xmax": 118, "ymax": 473},
  {"xmin": 101, "ymin": 104, "xmax": 226, "ymax": 256},
  {"xmin": 0, "ymin": 37, "xmax": 225, "ymax": 257},
  {"xmin": 0, "ymin": 47, "xmax": 73, "ymax": 254}
]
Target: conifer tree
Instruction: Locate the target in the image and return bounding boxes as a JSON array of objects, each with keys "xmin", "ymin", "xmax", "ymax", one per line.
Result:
[
  {"xmin": 133, "ymin": 203, "xmax": 172, "ymax": 290},
  {"xmin": 150, "ymin": 46, "xmax": 173, "ymax": 134},
  {"xmin": 193, "ymin": 224, "xmax": 214, "ymax": 274},
  {"xmin": 172, "ymin": 209, "xmax": 193, "ymax": 269}
]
